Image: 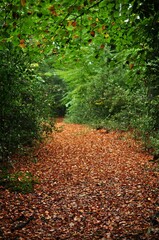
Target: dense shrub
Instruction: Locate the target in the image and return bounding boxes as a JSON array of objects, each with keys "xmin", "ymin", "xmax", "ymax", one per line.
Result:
[
  {"xmin": 62, "ymin": 53, "xmax": 159, "ymax": 153},
  {"xmin": 0, "ymin": 44, "xmax": 57, "ymax": 162}
]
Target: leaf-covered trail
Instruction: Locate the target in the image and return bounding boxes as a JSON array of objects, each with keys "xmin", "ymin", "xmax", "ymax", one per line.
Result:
[{"xmin": 0, "ymin": 120, "xmax": 159, "ymax": 239}]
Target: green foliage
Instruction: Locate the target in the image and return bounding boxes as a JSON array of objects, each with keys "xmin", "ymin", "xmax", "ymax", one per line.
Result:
[
  {"xmin": 0, "ymin": 44, "xmax": 59, "ymax": 162},
  {"xmin": 1, "ymin": 0, "xmax": 159, "ymax": 156},
  {"xmin": 59, "ymin": 44, "xmax": 159, "ymax": 153},
  {"xmin": 0, "ymin": 169, "xmax": 38, "ymax": 194},
  {"xmin": 54, "ymin": 1, "xmax": 159, "ymax": 154},
  {"xmin": 37, "ymin": 59, "xmax": 67, "ymax": 117},
  {"xmin": 0, "ymin": 44, "xmax": 38, "ymax": 161}
]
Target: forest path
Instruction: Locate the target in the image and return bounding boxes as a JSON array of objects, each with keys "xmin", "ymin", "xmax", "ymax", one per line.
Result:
[{"xmin": 0, "ymin": 120, "xmax": 159, "ymax": 239}]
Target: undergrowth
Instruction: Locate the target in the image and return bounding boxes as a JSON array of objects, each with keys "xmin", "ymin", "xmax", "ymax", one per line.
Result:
[{"xmin": 0, "ymin": 168, "xmax": 38, "ymax": 194}]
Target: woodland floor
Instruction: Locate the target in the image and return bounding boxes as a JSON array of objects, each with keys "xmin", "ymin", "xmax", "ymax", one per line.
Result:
[{"xmin": 0, "ymin": 119, "xmax": 159, "ymax": 240}]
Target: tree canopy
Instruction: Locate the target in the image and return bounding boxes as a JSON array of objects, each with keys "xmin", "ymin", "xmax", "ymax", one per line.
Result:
[
  {"xmin": 1, "ymin": 1, "xmax": 159, "ymax": 66},
  {"xmin": 0, "ymin": 1, "xmax": 144, "ymax": 59}
]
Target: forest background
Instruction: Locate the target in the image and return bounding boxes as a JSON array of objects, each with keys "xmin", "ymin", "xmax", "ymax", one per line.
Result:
[{"xmin": 1, "ymin": 0, "xmax": 159, "ymax": 162}]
